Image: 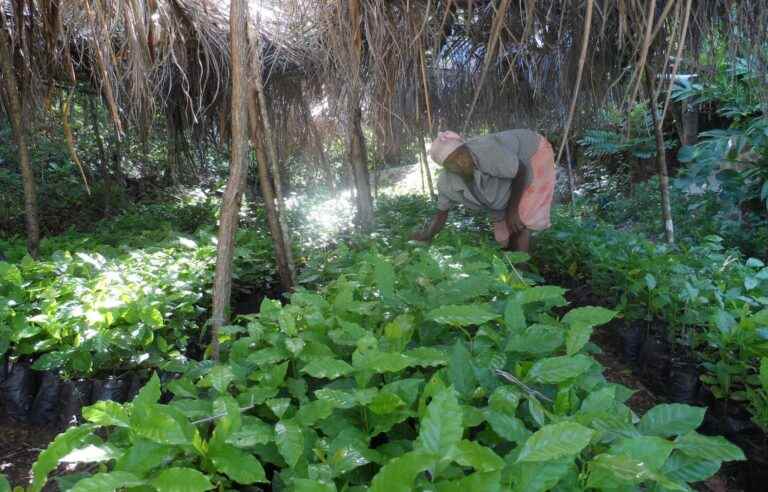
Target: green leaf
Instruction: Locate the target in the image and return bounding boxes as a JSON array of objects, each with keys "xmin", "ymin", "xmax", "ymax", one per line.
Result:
[
  {"xmin": 435, "ymin": 471, "xmax": 502, "ymax": 492},
  {"xmin": 453, "ymin": 440, "xmax": 505, "ymax": 472},
  {"xmin": 608, "ymin": 436, "xmax": 674, "ymax": 471},
  {"xmin": 418, "ymin": 388, "xmax": 463, "ymax": 456},
  {"xmin": 209, "ymin": 441, "xmax": 267, "ymax": 484},
  {"xmin": 661, "ymin": 452, "xmax": 721, "ymax": 483},
  {"xmin": 71, "ymin": 472, "xmax": 144, "ymax": 492},
  {"xmin": 488, "ymin": 386, "xmax": 520, "ymax": 414},
  {"xmin": 364, "ymin": 351, "xmax": 417, "ymax": 373},
  {"xmin": 209, "ymin": 365, "xmax": 235, "ymax": 393},
  {"xmin": 296, "ymin": 399, "xmax": 336, "ymax": 425},
  {"xmin": 760, "ymin": 357, "xmax": 768, "ymax": 390},
  {"xmin": 131, "ymin": 404, "xmax": 195, "ymax": 445},
  {"xmin": 674, "ymin": 432, "xmax": 745, "ymax": 462},
  {"xmin": 449, "ymin": 341, "xmax": 476, "ymax": 397},
  {"xmin": 82, "ymin": 401, "xmax": 130, "ymax": 427},
  {"xmin": 562, "ymin": 306, "xmax": 616, "ymax": 328},
  {"xmin": 427, "ymin": 304, "xmax": 499, "ymax": 326},
  {"xmin": 506, "ymin": 324, "xmax": 564, "ymax": 355},
  {"xmin": 226, "ymin": 419, "xmax": 275, "ymax": 448},
  {"xmin": 509, "ymin": 458, "xmax": 573, "ymax": 492},
  {"xmin": 368, "ymin": 392, "xmax": 406, "ymax": 415},
  {"xmin": 133, "ymin": 373, "xmax": 162, "ymax": 406},
  {"xmin": 30, "ymin": 424, "xmax": 96, "ymax": 492},
  {"xmin": 114, "ymin": 439, "xmax": 175, "ymax": 475},
  {"xmin": 0, "ymin": 475, "xmax": 9, "ymax": 492},
  {"xmin": 484, "ymin": 409, "xmax": 530, "ymax": 443},
  {"xmin": 149, "ymin": 467, "xmax": 214, "ymax": 492},
  {"xmin": 527, "ymin": 355, "xmax": 593, "ymax": 384},
  {"xmin": 370, "ymin": 450, "xmax": 437, "ymax": 492},
  {"xmin": 293, "ymin": 479, "xmax": 337, "ymax": 492},
  {"xmin": 301, "ymin": 357, "xmax": 354, "ymax": 379},
  {"xmin": 504, "ymin": 300, "xmax": 526, "ymax": 332},
  {"xmin": 637, "ymin": 404, "xmax": 706, "ymax": 437},
  {"xmin": 519, "ymin": 286, "xmax": 566, "ymax": 305},
  {"xmin": 566, "ymin": 323, "xmax": 593, "ymax": 355},
  {"xmin": 586, "ymin": 454, "xmax": 655, "ymax": 489},
  {"xmin": 275, "ymin": 419, "xmax": 304, "ymax": 467},
  {"xmin": 373, "ymin": 255, "xmax": 396, "ymax": 303},
  {"xmin": 516, "ymin": 422, "xmax": 594, "ymax": 463}
]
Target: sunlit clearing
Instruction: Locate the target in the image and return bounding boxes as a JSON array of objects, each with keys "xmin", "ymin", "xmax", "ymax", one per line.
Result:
[{"xmin": 288, "ymin": 190, "xmax": 357, "ymax": 245}]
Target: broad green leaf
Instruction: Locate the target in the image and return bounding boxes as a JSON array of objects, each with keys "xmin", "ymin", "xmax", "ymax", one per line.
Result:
[
  {"xmin": 296, "ymin": 399, "xmax": 336, "ymax": 425},
  {"xmin": 373, "ymin": 255, "xmax": 396, "ymax": 303},
  {"xmin": 369, "ymin": 450, "xmax": 437, "ymax": 492},
  {"xmin": 519, "ymin": 286, "xmax": 566, "ymax": 305},
  {"xmin": 637, "ymin": 404, "xmax": 706, "ymax": 437},
  {"xmin": 562, "ymin": 306, "xmax": 616, "ymax": 328},
  {"xmin": 301, "ymin": 357, "xmax": 354, "ymax": 379},
  {"xmin": 267, "ymin": 397, "xmax": 292, "ymax": 418},
  {"xmin": 527, "ymin": 398, "xmax": 547, "ymax": 427},
  {"xmin": 509, "ymin": 458, "xmax": 573, "ymax": 492},
  {"xmin": 210, "ymin": 396, "xmax": 242, "ymax": 444},
  {"xmin": 149, "ymin": 467, "xmax": 214, "ymax": 492},
  {"xmin": 30, "ymin": 424, "xmax": 96, "ymax": 492},
  {"xmin": 453, "ymin": 440, "xmax": 505, "ymax": 472},
  {"xmin": 506, "ymin": 324, "xmax": 563, "ymax": 355},
  {"xmin": 82, "ymin": 401, "xmax": 130, "ymax": 427},
  {"xmin": 673, "ymin": 432, "xmax": 745, "ymax": 462},
  {"xmin": 527, "ymin": 355, "xmax": 593, "ymax": 384},
  {"xmin": 368, "ymin": 392, "xmax": 406, "ymax": 415},
  {"xmin": 516, "ymin": 422, "xmax": 594, "ymax": 463},
  {"xmin": 114, "ymin": 439, "xmax": 176, "ymax": 475},
  {"xmin": 449, "ymin": 340, "xmax": 476, "ymax": 397},
  {"xmin": 504, "ymin": 300, "xmax": 526, "ymax": 332},
  {"xmin": 71, "ymin": 472, "xmax": 144, "ymax": 492},
  {"xmin": 275, "ymin": 419, "xmax": 304, "ymax": 467},
  {"xmin": 660, "ymin": 452, "xmax": 721, "ymax": 483},
  {"xmin": 579, "ymin": 386, "xmax": 617, "ymax": 414},
  {"xmin": 488, "ymin": 386, "xmax": 520, "ymax": 414},
  {"xmin": 405, "ymin": 347, "xmax": 448, "ymax": 367},
  {"xmin": 364, "ymin": 351, "xmax": 417, "ymax": 373},
  {"xmin": 418, "ymin": 388, "xmax": 463, "ymax": 456},
  {"xmin": 586, "ymin": 454, "xmax": 655, "ymax": 489},
  {"xmin": 435, "ymin": 471, "xmax": 502, "ymax": 492},
  {"xmin": 209, "ymin": 365, "xmax": 234, "ymax": 393},
  {"xmin": 227, "ymin": 418, "xmax": 275, "ymax": 448},
  {"xmin": 484, "ymin": 409, "xmax": 530, "ymax": 443},
  {"xmin": 566, "ymin": 323, "xmax": 593, "ymax": 355},
  {"xmin": 293, "ymin": 479, "xmax": 337, "ymax": 492},
  {"xmin": 131, "ymin": 404, "xmax": 195, "ymax": 445},
  {"xmin": 133, "ymin": 373, "xmax": 161, "ymax": 404},
  {"xmin": 760, "ymin": 357, "xmax": 768, "ymax": 390},
  {"xmin": 0, "ymin": 475, "xmax": 9, "ymax": 492},
  {"xmin": 608, "ymin": 436, "xmax": 674, "ymax": 471},
  {"xmin": 209, "ymin": 441, "xmax": 267, "ymax": 484},
  {"xmin": 427, "ymin": 304, "xmax": 499, "ymax": 326}
]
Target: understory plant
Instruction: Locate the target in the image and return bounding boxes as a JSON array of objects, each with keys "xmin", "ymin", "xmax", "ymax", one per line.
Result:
[{"xmin": 21, "ymin": 238, "xmax": 744, "ymax": 491}]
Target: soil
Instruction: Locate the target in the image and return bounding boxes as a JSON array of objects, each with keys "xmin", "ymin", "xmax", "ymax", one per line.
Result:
[{"xmin": 0, "ymin": 416, "xmax": 58, "ymax": 489}]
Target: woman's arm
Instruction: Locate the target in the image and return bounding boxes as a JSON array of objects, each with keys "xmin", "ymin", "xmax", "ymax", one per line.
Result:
[{"xmin": 410, "ymin": 210, "xmax": 449, "ymax": 242}]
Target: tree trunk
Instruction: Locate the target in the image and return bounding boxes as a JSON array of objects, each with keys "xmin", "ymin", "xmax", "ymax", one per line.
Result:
[
  {"xmin": 210, "ymin": 0, "xmax": 249, "ymax": 360},
  {"xmin": 565, "ymin": 140, "xmax": 576, "ymax": 210},
  {"xmin": 347, "ymin": 97, "xmax": 374, "ymax": 229},
  {"xmin": 682, "ymin": 101, "xmax": 698, "ymax": 146},
  {"xmin": 248, "ymin": 92, "xmax": 295, "ymax": 292},
  {"xmin": 418, "ymin": 134, "xmax": 436, "ymax": 200},
  {"xmin": 0, "ymin": 15, "xmax": 40, "ymax": 257},
  {"xmin": 86, "ymin": 94, "xmax": 109, "ymax": 178},
  {"xmin": 252, "ymin": 37, "xmax": 297, "ymax": 288},
  {"xmin": 646, "ymin": 71, "xmax": 675, "ymax": 244}
]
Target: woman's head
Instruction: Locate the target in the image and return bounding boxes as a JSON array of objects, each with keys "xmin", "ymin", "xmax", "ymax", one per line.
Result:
[{"xmin": 429, "ymin": 130, "xmax": 475, "ymax": 178}]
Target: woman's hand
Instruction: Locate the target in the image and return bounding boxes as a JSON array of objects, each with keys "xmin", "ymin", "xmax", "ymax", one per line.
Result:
[{"xmin": 410, "ymin": 230, "xmax": 432, "ymax": 243}]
